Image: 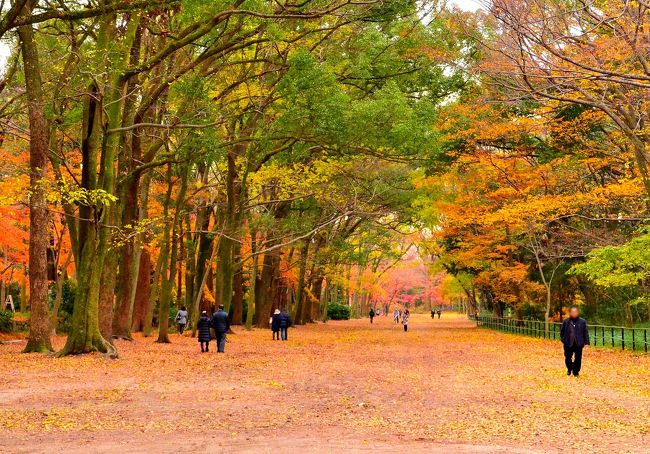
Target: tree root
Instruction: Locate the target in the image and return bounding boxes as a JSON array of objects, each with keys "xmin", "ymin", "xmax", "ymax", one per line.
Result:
[
  {"xmin": 56, "ymin": 331, "xmax": 118, "ymax": 359},
  {"xmin": 23, "ymin": 341, "xmax": 53, "ymax": 354}
]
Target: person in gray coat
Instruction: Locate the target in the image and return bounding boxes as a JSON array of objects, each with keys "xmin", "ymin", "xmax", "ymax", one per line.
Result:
[{"xmin": 175, "ymin": 305, "xmax": 188, "ymax": 335}]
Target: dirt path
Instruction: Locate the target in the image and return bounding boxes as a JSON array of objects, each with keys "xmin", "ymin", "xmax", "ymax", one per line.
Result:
[{"xmin": 1, "ymin": 314, "xmax": 650, "ymax": 453}]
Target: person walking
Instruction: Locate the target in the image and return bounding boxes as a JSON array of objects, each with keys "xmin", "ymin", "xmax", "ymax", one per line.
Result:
[
  {"xmin": 175, "ymin": 305, "xmax": 188, "ymax": 335},
  {"xmin": 393, "ymin": 309, "xmax": 400, "ymax": 324},
  {"xmin": 279, "ymin": 309, "xmax": 292, "ymax": 341},
  {"xmin": 271, "ymin": 309, "xmax": 281, "ymax": 340},
  {"xmin": 431, "ymin": 309, "xmax": 435, "ymax": 319},
  {"xmin": 402, "ymin": 309, "xmax": 410, "ymax": 332},
  {"xmin": 211, "ymin": 304, "xmax": 230, "ymax": 353},
  {"xmin": 437, "ymin": 309, "xmax": 442, "ymax": 319},
  {"xmin": 197, "ymin": 310, "xmax": 211, "ymax": 352},
  {"xmin": 560, "ymin": 306, "xmax": 590, "ymax": 377},
  {"xmin": 369, "ymin": 308, "xmax": 375, "ymax": 324}
]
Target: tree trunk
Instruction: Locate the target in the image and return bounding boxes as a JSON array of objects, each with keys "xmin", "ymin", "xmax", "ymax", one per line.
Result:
[
  {"xmin": 310, "ymin": 274, "xmax": 324, "ymax": 322},
  {"xmin": 18, "ymin": 1, "xmax": 53, "ymax": 353},
  {"xmin": 98, "ymin": 249, "xmax": 118, "ymax": 342},
  {"xmin": 294, "ymin": 239, "xmax": 310, "ymax": 325},
  {"xmin": 231, "ymin": 249, "xmax": 244, "ymax": 325},
  {"xmin": 131, "ymin": 247, "xmax": 152, "ymax": 332},
  {"xmin": 143, "ymin": 247, "xmax": 163, "ymax": 337},
  {"xmin": 255, "ymin": 249, "xmax": 278, "ymax": 328},
  {"xmin": 244, "ymin": 232, "xmax": 258, "ymax": 330}
]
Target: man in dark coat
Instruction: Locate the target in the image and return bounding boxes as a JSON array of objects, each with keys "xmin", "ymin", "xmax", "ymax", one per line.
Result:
[
  {"xmin": 212, "ymin": 304, "xmax": 230, "ymax": 353},
  {"xmin": 369, "ymin": 308, "xmax": 375, "ymax": 324},
  {"xmin": 560, "ymin": 306, "xmax": 590, "ymax": 376},
  {"xmin": 271, "ymin": 309, "xmax": 281, "ymax": 340},
  {"xmin": 279, "ymin": 309, "xmax": 292, "ymax": 341},
  {"xmin": 197, "ymin": 310, "xmax": 211, "ymax": 352}
]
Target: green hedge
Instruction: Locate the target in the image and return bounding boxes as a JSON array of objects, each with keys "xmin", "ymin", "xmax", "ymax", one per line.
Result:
[
  {"xmin": 0, "ymin": 310, "xmax": 13, "ymax": 333},
  {"xmin": 327, "ymin": 303, "xmax": 351, "ymax": 320}
]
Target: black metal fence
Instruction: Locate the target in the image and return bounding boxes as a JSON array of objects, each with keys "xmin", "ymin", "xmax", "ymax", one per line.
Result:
[{"xmin": 473, "ymin": 315, "xmax": 650, "ymax": 353}]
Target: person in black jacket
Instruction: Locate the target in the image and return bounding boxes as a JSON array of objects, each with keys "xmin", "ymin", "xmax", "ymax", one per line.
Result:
[
  {"xmin": 279, "ymin": 309, "xmax": 292, "ymax": 341},
  {"xmin": 197, "ymin": 311, "xmax": 211, "ymax": 352},
  {"xmin": 212, "ymin": 304, "xmax": 230, "ymax": 353},
  {"xmin": 560, "ymin": 306, "xmax": 590, "ymax": 377},
  {"xmin": 271, "ymin": 309, "xmax": 281, "ymax": 340},
  {"xmin": 369, "ymin": 308, "xmax": 375, "ymax": 324}
]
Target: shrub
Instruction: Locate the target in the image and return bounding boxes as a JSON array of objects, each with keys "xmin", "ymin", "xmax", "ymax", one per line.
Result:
[
  {"xmin": 327, "ymin": 303, "xmax": 351, "ymax": 320},
  {"xmin": 0, "ymin": 310, "xmax": 13, "ymax": 333}
]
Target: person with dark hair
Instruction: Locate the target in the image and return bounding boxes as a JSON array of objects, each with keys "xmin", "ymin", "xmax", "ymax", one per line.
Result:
[
  {"xmin": 197, "ymin": 310, "xmax": 211, "ymax": 352},
  {"xmin": 175, "ymin": 305, "xmax": 188, "ymax": 335},
  {"xmin": 369, "ymin": 308, "xmax": 375, "ymax": 324},
  {"xmin": 560, "ymin": 306, "xmax": 590, "ymax": 377},
  {"xmin": 271, "ymin": 309, "xmax": 281, "ymax": 340},
  {"xmin": 402, "ymin": 309, "xmax": 410, "ymax": 332},
  {"xmin": 211, "ymin": 304, "xmax": 230, "ymax": 353},
  {"xmin": 279, "ymin": 309, "xmax": 292, "ymax": 341},
  {"xmin": 437, "ymin": 309, "xmax": 442, "ymax": 319}
]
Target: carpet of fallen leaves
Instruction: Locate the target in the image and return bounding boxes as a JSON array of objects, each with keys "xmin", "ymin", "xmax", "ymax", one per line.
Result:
[{"xmin": 1, "ymin": 314, "xmax": 650, "ymax": 453}]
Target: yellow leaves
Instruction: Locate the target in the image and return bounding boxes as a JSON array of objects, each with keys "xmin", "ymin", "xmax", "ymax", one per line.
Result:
[{"xmin": 255, "ymin": 380, "xmax": 284, "ymax": 389}]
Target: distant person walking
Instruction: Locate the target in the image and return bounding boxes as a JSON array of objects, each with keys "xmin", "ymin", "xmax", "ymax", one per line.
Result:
[
  {"xmin": 560, "ymin": 306, "xmax": 590, "ymax": 377},
  {"xmin": 437, "ymin": 309, "xmax": 442, "ymax": 319},
  {"xmin": 402, "ymin": 310, "xmax": 410, "ymax": 332},
  {"xmin": 175, "ymin": 305, "xmax": 188, "ymax": 335},
  {"xmin": 279, "ymin": 309, "xmax": 292, "ymax": 341},
  {"xmin": 369, "ymin": 308, "xmax": 376, "ymax": 324},
  {"xmin": 211, "ymin": 304, "xmax": 230, "ymax": 353},
  {"xmin": 197, "ymin": 310, "xmax": 211, "ymax": 352},
  {"xmin": 431, "ymin": 309, "xmax": 435, "ymax": 319},
  {"xmin": 393, "ymin": 309, "xmax": 400, "ymax": 324},
  {"xmin": 271, "ymin": 309, "xmax": 281, "ymax": 340}
]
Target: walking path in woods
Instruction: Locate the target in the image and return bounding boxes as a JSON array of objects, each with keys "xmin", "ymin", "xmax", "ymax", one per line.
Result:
[{"xmin": 2, "ymin": 314, "xmax": 650, "ymax": 453}]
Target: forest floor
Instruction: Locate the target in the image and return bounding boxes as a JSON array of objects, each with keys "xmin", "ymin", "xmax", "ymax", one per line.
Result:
[{"xmin": 1, "ymin": 314, "xmax": 650, "ymax": 453}]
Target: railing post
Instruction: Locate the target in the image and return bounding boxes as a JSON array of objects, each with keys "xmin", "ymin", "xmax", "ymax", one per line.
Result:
[
  {"xmin": 621, "ymin": 327, "xmax": 625, "ymax": 350},
  {"xmin": 601, "ymin": 326, "xmax": 604, "ymax": 347},
  {"xmin": 632, "ymin": 329, "xmax": 636, "ymax": 352},
  {"xmin": 593, "ymin": 325, "xmax": 596, "ymax": 345},
  {"xmin": 611, "ymin": 327, "xmax": 614, "ymax": 347}
]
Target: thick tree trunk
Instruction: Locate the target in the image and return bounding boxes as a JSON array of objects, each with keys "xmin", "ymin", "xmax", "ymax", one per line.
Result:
[
  {"xmin": 112, "ymin": 188, "xmax": 139, "ymax": 339},
  {"xmin": 131, "ymin": 247, "xmax": 152, "ymax": 332},
  {"xmin": 58, "ymin": 12, "xmax": 139, "ymax": 357},
  {"xmin": 98, "ymin": 249, "xmax": 118, "ymax": 343},
  {"xmin": 18, "ymin": 2, "xmax": 53, "ymax": 353}
]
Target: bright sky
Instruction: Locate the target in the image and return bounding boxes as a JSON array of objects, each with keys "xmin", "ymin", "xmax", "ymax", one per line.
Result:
[{"xmin": 451, "ymin": 0, "xmax": 483, "ymax": 11}]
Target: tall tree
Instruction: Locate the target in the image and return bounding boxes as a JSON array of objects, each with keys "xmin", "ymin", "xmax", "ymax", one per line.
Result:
[{"xmin": 17, "ymin": 0, "xmax": 53, "ymax": 353}]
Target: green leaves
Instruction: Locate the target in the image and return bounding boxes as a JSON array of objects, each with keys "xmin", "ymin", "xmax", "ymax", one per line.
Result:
[{"xmin": 570, "ymin": 231, "xmax": 650, "ymax": 289}]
